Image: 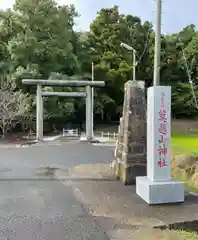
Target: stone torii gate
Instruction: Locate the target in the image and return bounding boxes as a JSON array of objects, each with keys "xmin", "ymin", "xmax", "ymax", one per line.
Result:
[{"xmin": 22, "ymin": 79, "xmax": 105, "ymax": 141}]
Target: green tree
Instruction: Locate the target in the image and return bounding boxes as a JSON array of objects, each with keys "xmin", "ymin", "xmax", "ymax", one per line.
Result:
[{"xmin": 81, "ymin": 6, "xmax": 154, "ymax": 119}]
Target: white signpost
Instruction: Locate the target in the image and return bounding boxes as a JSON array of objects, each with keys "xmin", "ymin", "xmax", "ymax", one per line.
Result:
[{"xmin": 136, "ymin": 86, "xmax": 184, "ymax": 204}]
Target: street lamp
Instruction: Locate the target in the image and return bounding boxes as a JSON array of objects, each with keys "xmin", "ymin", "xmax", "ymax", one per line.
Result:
[{"xmin": 120, "ymin": 42, "xmax": 137, "ymax": 81}]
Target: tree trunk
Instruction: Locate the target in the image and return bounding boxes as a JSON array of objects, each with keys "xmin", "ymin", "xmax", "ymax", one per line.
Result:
[{"xmin": 2, "ymin": 119, "xmax": 5, "ymax": 139}]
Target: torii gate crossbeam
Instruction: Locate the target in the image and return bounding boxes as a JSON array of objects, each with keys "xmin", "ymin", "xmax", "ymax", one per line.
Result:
[{"xmin": 22, "ymin": 79, "xmax": 105, "ymax": 142}]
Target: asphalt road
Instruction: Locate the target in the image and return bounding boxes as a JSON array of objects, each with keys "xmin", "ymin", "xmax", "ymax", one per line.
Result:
[{"xmin": 0, "ymin": 141, "xmax": 114, "ymax": 239}]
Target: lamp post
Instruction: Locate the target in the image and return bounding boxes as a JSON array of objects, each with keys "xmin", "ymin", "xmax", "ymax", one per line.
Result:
[
  {"xmin": 91, "ymin": 61, "xmax": 94, "ymax": 138},
  {"xmin": 120, "ymin": 42, "xmax": 137, "ymax": 81}
]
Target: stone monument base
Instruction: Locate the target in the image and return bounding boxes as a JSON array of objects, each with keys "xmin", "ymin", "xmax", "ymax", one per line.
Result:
[
  {"xmin": 116, "ymin": 163, "xmax": 146, "ymax": 185},
  {"xmin": 136, "ymin": 176, "xmax": 184, "ymax": 204}
]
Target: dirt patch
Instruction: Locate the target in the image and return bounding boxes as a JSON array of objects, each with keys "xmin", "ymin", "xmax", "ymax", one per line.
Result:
[
  {"xmin": 66, "ymin": 177, "xmax": 198, "ymax": 239},
  {"xmin": 134, "ymin": 228, "xmax": 198, "ymax": 240},
  {"xmin": 172, "ymin": 155, "xmax": 198, "ymax": 189},
  {"xmin": 58, "ymin": 136, "xmax": 79, "ymax": 142},
  {"xmin": 0, "ymin": 133, "xmax": 34, "ymax": 145},
  {"xmin": 189, "ymin": 173, "xmax": 198, "ymax": 187},
  {"xmin": 95, "ymin": 120, "xmax": 198, "ymax": 135},
  {"xmin": 172, "ymin": 119, "xmax": 198, "ymax": 134},
  {"xmin": 67, "ymin": 163, "xmax": 116, "ymax": 180}
]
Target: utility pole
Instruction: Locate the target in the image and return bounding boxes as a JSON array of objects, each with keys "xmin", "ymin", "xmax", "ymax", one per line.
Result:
[{"xmin": 153, "ymin": 0, "xmax": 162, "ymax": 86}]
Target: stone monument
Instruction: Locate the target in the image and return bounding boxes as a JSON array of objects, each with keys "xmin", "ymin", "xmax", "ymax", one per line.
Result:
[
  {"xmin": 115, "ymin": 80, "xmax": 147, "ymax": 185},
  {"xmin": 136, "ymin": 86, "xmax": 184, "ymax": 204}
]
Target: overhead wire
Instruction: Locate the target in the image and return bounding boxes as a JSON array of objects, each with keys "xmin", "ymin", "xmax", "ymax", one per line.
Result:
[
  {"xmin": 179, "ymin": 37, "xmax": 198, "ymax": 110},
  {"xmin": 136, "ymin": 0, "xmax": 156, "ymax": 64},
  {"xmin": 136, "ymin": 27, "xmax": 150, "ymax": 64}
]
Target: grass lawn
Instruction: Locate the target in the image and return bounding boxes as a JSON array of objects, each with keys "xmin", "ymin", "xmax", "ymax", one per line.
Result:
[
  {"xmin": 171, "ymin": 134, "xmax": 198, "ymax": 193},
  {"xmin": 171, "ymin": 134, "xmax": 198, "ymax": 155}
]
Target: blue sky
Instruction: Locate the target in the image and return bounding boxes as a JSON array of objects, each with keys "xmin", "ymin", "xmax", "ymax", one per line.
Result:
[{"xmin": 2, "ymin": 0, "xmax": 198, "ymax": 33}]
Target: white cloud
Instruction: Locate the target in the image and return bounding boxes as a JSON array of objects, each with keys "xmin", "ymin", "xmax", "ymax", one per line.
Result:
[
  {"xmin": 0, "ymin": 0, "xmax": 84, "ymax": 30},
  {"xmin": 57, "ymin": 0, "xmax": 80, "ymax": 11},
  {"xmin": 1, "ymin": 0, "xmax": 15, "ymax": 10},
  {"xmin": 56, "ymin": 0, "xmax": 83, "ymax": 30}
]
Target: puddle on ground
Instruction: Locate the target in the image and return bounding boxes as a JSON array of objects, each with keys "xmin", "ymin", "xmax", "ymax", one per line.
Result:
[
  {"xmin": 156, "ymin": 220, "xmax": 198, "ymax": 233},
  {"xmin": 0, "ymin": 168, "xmax": 12, "ymax": 173},
  {"xmin": 184, "ymin": 192, "xmax": 198, "ymax": 204},
  {"xmin": 36, "ymin": 167, "xmax": 59, "ymax": 178},
  {"xmin": 36, "ymin": 166, "xmax": 69, "ymax": 178}
]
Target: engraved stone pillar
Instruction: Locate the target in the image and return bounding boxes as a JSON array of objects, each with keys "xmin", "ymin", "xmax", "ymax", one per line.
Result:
[
  {"xmin": 136, "ymin": 86, "xmax": 184, "ymax": 204},
  {"xmin": 116, "ymin": 80, "xmax": 146, "ymax": 185}
]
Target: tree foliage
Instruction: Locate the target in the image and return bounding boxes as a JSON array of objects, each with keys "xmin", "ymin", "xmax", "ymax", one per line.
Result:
[
  {"xmin": 0, "ymin": 76, "xmax": 30, "ymax": 136},
  {"xmin": 0, "ymin": 2, "xmax": 198, "ymax": 125}
]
